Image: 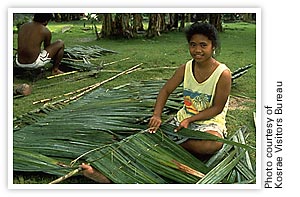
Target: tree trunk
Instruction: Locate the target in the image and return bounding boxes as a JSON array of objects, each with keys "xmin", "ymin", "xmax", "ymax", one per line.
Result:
[
  {"xmin": 146, "ymin": 13, "xmax": 167, "ymax": 37},
  {"xmin": 242, "ymin": 13, "xmax": 254, "ymax": 22},
  {"xmin": 94, "ymin": 24, "xmax": 100, "ymax": 40},
  {"xmin": 133, "ymin": 14, "xmax": 144, "ymax": 33},
  {"xmin": 186, "ymin": 13, "xmax": 191, "ymax": 23},
  {"xmin": 101, "ymin": 13, "xmax": 134, "ymax": 39},
  {"xmin": 169, "ymin": 13, "xmax": 179, "ymax": 29},
  {"xmin": 146, "ymin": 13, "xmax": 160, "ymax": 38},
  {"xmin": 179, "ymin": 14, "xmax": 185, "ymax": 31},
  {"xmin": 54, "ymin": 13, "xmax": 61, "ymax": 22},
  {"xmin": 209, "ymin": 13, "xmax": 223, "ymax": 32},
  {"xmin": 112, "ymin": 14, "xmax": 133, "ymax": 39},
  {"xmin": 101, "ymin": 14, "xmax": 113, "ymax": 38},
  {"xmin": 159, "ymin": 13, "xmax": 167, "ymax": 32},
  {"xmin": 192, "ymin": 13, "xmax": 209, "ymax": 23}
]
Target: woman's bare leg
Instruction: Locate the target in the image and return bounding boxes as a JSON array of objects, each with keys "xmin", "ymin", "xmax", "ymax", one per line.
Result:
[{"xmin": 180, "ymin": 130, "xmax": 223, "ymax": 155}]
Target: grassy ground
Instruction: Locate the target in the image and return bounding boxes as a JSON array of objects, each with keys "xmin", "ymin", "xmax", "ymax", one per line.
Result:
[{"xmin": 12, "ymin": 21, "xmax": 256, "ymax": 184}]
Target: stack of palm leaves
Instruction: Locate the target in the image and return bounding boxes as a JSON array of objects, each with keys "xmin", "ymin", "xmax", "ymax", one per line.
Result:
[
  {"xmin": 64, "ymin": 45, "xmax": 117, "ymax": 60},
  {"xmin": 13, "ymin": 79, "xmax": 256, "ymax": 184},
  {"xmin": 13, "ymin": 65, "xmax": 142, "ymax": 129},
  {"xmin": 13, "ymin": 81, "xmax": 182, "ymax": 173},
  {"xmin": 61, "ymin": 45, "xmax": 117, "ymax": 71},
  {"xmin": 77, "ymin": 125, "xmax": 255, "ymax": 184}
]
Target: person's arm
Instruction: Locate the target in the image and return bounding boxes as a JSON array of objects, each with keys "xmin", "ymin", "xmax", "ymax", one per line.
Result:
[
  {"xmin": 148, "ymin": 64, "xmax": 185, "ymax": 132},
  {"xmin": 175, "ymin": 69, "xmax": 232, "ymax": 131},
  {"xmin": 43, "ymin": 28, "xmax": 52, "ymax": 49}
]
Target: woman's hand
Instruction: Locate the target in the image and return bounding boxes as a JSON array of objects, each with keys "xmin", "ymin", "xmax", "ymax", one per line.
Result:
[
  {"xmin": 174, "ymin": 118, "xmax": 191, "ymax": 132},
  {"xmin": 148, "ymin": 115, "xmax": 162, "ymax": 133}
]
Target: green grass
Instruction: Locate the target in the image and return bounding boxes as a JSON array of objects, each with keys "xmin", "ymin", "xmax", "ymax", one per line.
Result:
[{"xmin": 12, "ymin": 21, "xmax": 257, "ymax": 184}]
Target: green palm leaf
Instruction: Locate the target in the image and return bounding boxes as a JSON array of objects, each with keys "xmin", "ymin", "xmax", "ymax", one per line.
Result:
[{"xmin": 13, "ymin": 79, "xmax": 255, "ymax": 184}]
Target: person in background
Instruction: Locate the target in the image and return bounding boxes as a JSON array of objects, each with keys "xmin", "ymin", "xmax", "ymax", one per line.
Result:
[{"xmin": 16, "ymin": 13, "xmax": 64, "ymax": 75}]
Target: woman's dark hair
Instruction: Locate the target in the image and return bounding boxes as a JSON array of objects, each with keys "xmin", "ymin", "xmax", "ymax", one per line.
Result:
[
  {"xmin": 185, "ymin": 22, "xmax": 221, "ymax": 53},
  {"xmin": 33, "ymin": 13, "xmax": 53, "ymax": 23}
]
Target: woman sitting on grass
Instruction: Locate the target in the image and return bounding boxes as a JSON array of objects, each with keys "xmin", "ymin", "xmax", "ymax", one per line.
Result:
[
  {"xmin": 148, "ymin": 21, "xmax": 231, "ymax": 157},
  {"xmin": 81, "ymin": 22, "xmax": 231, "ymax": 183}
]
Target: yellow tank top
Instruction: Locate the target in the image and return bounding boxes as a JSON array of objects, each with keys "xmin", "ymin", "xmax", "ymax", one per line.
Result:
[{"xmin": 176, "ymin": 59, "xmax": 230, "ymax": 132}]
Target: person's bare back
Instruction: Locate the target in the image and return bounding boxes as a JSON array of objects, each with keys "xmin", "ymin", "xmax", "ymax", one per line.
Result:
[
  {"xmin": 17, "ymin": 22, "xmax": 51, "ymax": 64},
  {"xmin": 16, "ymin": 13, "xmax": 64, "ymax": 75}
]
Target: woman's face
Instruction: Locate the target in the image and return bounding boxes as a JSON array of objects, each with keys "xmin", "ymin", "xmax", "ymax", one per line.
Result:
[{"xmin": 188, "ymin": 34, "xmax": 214, "ymax": 64}]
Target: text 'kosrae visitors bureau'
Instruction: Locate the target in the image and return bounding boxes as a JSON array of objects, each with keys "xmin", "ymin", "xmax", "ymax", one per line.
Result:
[{"xmin": 264, "ymin": 81, "xmax": 283, "ymax": 189}]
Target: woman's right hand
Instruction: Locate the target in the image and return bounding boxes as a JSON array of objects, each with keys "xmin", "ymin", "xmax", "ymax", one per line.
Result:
[{"xmin": 148, "ymin": 115, "xmax": 162, "ymax": 133}]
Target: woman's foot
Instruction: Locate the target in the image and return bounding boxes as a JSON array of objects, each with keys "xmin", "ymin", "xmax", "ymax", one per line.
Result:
[
  {"xmin": 80, "ymin": 163, "xmax": 111, "ymax": 183},
  {"xmin": 52, "ymin": 69, "xmax": 64, "ymax": 75}
]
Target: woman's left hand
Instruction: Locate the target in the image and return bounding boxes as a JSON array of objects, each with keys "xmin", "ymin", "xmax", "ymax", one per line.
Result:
[{"xmin": 174, "ymin": 118, "xmax": 190, "ymax": 132}]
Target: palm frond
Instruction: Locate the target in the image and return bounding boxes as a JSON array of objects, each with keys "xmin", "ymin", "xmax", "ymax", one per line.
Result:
[
  {"xmin": 61, "ymin": 45, "xmax": 117, "ymax": 71},
  {"xmin": 13, "ymin": 78, "xmax": 256, "ymax": 184},
  {"xmin": 13, "ymin": 148, "xmax": 73, "ymax": 176}
]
